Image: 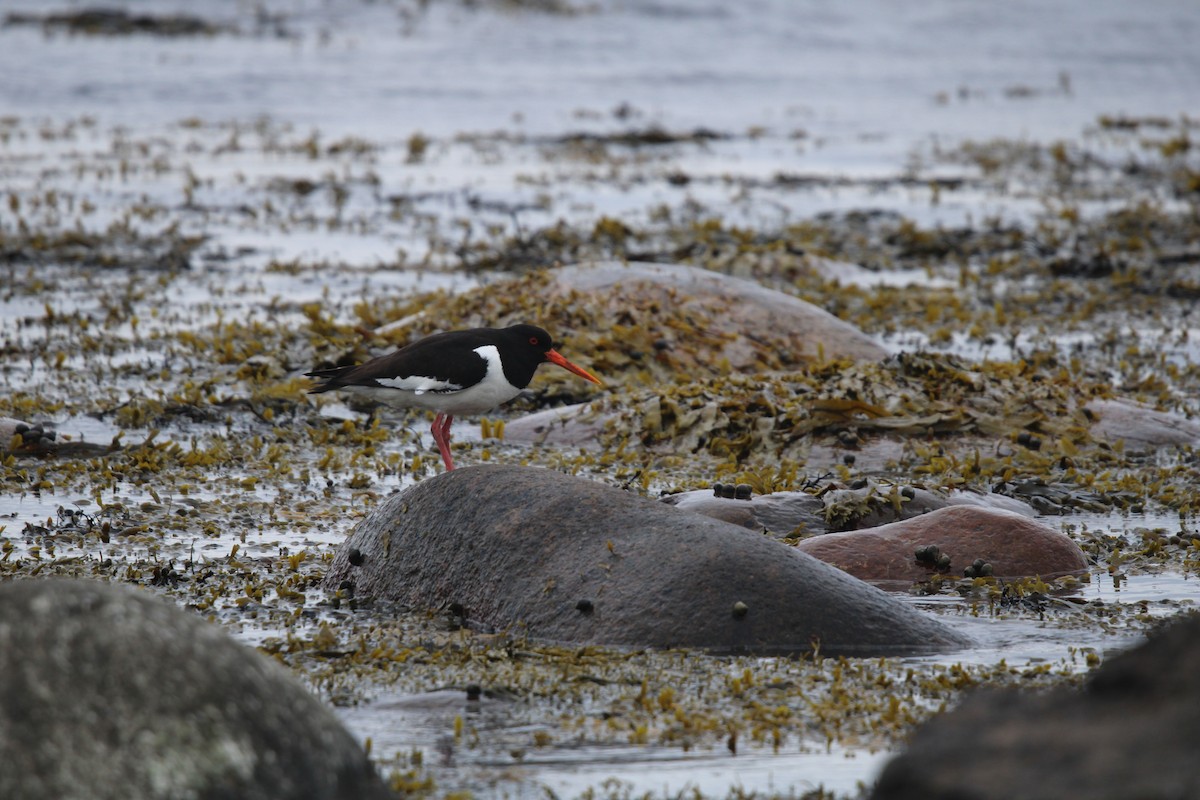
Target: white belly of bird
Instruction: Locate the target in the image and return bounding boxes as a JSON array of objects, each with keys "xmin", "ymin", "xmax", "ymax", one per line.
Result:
[{"xmin": 346, "ymin": 344, "xmax": 523, "ymax": 415}]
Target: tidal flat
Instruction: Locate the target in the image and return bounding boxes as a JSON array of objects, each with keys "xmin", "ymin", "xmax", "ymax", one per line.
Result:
[{"xmin": 3, "ymin": 1, "xmax": 1200, "ymax": 797}]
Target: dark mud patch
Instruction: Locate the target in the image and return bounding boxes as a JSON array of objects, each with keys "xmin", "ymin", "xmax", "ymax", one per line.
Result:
[
  {"xmin": 3, "ymin": 8, "xmax": 234, "ymax": 37},
  {"xmin": 1, "ymin": 227, "xmax": 203, "ymax": 271}
]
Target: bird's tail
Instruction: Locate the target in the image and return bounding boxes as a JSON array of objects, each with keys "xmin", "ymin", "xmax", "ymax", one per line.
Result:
[{"xmin": 304, "ymin": 365, "xmax": 354, "ymax": 393}]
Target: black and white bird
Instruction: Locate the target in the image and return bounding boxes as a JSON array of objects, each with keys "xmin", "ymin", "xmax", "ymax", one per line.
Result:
[{"xmin": 306, "ymin": 324, "xmax": 601, "ymax": 471}]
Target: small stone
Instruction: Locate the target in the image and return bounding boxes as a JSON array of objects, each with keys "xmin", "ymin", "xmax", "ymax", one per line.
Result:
[
  {"xmin": 734, "ymin": 483, "xmax": 753, "ymax": 500},
  {"xmin": 732, "ymin": 601, "xmax": 749, "ymax": 619},
  {"xmin": 575, "ymin": 599, "xmax": 594, "ymax": 614},
  {"xmin": 348, "ymin": 548, "xmax": 365, "ymax": 566},
  {"xmin": 915, "ymin": 545, "xmax": 941, "ymax": 564}
]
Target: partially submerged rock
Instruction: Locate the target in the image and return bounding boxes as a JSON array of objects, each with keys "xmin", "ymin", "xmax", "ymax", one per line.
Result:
[
  {"xmin": 1, "ymin": 417, "xmax": 57, "ymax": 453},
  {"xmin": 820, "ymin": 482, "xmax": 1034, "ymax": 531},
  {"xmin": 660, "ymin": 489, "xmax": 827, "ymax": 537},
  {"xmin": 661, "ymin": 483, "xmax": 1034, "ymax": 539},
  {"xmin": 501, "ymin": 402, "xmax": 601, "ymax": 446},
  {"xmin": 871, "ymin": 613, "xmax": 1200, "ymax": 800},
  {"xmin": 0, "ymin": 579, "xmax": 390, "ymax": 800},
  {"xmin": 796, "ymin": 505, "xmax": 1088, "ymax": 587},
  {"xmin": 547, "ymin": 261, "xmax": 888, "ymax": 365},
  {"xmin": 323, "ymin": 465, "xmax": 970, "ymax": 656},
  {"xmin": 1, "ymin": 416, "xmax": 114, "ymax": 457},
  {"xmin": 1086, "ymin": 398, "xmax": 1200, "ymax": 451},
  {"xmin": 377, "ymin": 261, "xmax": 886, "ymax": 394}
]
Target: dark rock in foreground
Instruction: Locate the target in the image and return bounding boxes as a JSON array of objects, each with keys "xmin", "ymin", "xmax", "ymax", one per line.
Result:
[
  {"xmin": 871, "ymin": 613, "xmax": 1200, "ymax": 800},
  {"xmin": 796, "ymin": 505, "xmax": 1088, "ymax": 588},
  {"xmin": 323, "ymin": 465, "xmax": 970, "ymax": 656},
  {"xmin": 0, "ymin": 579, "xmax": 390, "ymax": 800}
]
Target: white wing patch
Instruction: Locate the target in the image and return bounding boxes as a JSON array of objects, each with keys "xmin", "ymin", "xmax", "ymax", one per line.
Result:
[
  {"xmin": 375, "ymin": 375, "xmax": 463, "ymax": 395},
  {"xmin": 346, "ymin": 344, "xmax": 519, "ymax": 414},
  {"xmin": 472, "ymin": 344, "xmax": 504, "ymax": 380}
]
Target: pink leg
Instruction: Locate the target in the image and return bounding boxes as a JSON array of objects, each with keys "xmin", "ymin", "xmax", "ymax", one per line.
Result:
[{"xmin": 431, "ymin": 413, "xmax": 455, "ymax": 471}]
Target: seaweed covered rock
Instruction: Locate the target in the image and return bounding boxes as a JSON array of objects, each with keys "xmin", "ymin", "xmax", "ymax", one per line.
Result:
[
  {"xmin": 546, "ymin": 261, "xmax": 888, "ymax": 366},
  {"xmin": 1, "ymin": 416, "xmax": 57, "ymax": 453},
  {"xmin": 0, "ymin": 579, "xmax": 390, "ymax": 800},
  {"xmin": 796, "ymin": 505, "xmax": 1088, "ymax": 588},
  {"xmin": 871, "ymin": 613, "xmax": 1200, "ymax": 800},
  {"xmin": 1, "ymin": 416, "xmax": 113, "ymax": 457},
  {"xmin": 322, "ymin": 465, "xmax": 970, "ymax": 656},
  {"xmin": 377, "ymin": 261, "xmax": 886, "ymax": 394}
]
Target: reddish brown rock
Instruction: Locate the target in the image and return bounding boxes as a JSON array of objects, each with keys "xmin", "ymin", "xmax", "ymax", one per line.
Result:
[{"xmin": 796, "ymin": 505, "xmax": 1088, "ymax": 588}]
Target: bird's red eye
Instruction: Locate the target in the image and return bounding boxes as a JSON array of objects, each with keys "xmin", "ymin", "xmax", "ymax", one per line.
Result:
[{"xmin": 529, "ymin": 336, "xmax": 539, "ymax": 345}]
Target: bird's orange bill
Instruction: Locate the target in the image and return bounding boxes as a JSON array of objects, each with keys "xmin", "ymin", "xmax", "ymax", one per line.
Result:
[{"xmin": 545, "ymin": 349, "xmax": 602, "ymax": 384}]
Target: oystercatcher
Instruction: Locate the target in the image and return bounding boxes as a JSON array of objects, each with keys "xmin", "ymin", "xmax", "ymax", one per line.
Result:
[{"xmin": 306, "ymin": 324, "xmax": 601, "ymax": 471}]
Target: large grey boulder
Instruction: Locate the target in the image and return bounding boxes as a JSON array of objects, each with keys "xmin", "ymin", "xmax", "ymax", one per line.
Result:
[
  {"xmin": 0, "ymin": 579, "xmax": 391, "ymax": 800},
  {"xmin": 323, "ymin": 465, "xmax": 970, "ymax": 656},
  {"xmin": 551, "ymin": 260, "xmax": 888, "ymax": 364},
  {"xmin": 871, "ymin": 613, "xmax": 1200, "ymax": 800}
]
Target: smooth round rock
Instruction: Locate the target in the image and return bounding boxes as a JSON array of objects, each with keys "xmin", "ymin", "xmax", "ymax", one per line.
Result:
[
  {"xmin": 550, "ymin": 261, "xmax": 888, "ymax": 364},
  {"xmin": 871, "ymin": 614, "xmax": 1200, "ymax": 800},
  {"xmin": 323, "ymin": 465, "xmax": 970, "ymax": 656},
  {"xmin": 821, "ymin": 483, "xmax": 1034, "ymax": 530},
  {"xmin": 1086, "ymin": 398, "xmax": 1200, "ymax": 452},
  {"xmin": 0, "ymin": 579, "xmax": 389, "ymax": 800},
  {"xmin": 660, "ymin": 489, "xmax": 827, "ymax": 538},
  {"xmin": 796, "ymin": 505, "xmax": 1088, "ymax": 587},
  {"xmin": 501, "ymin": 402, "xmax": 601, "ymax": 446}
]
